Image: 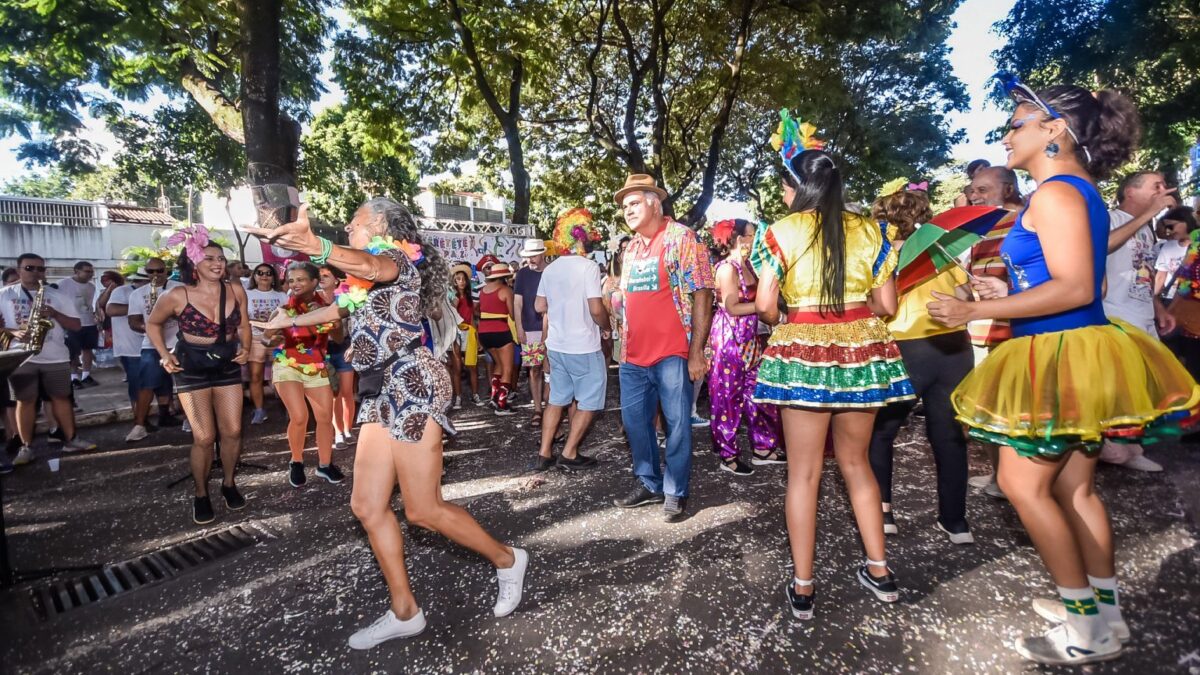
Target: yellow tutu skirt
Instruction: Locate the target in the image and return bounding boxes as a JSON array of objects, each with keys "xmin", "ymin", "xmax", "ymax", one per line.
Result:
[{"xmin": 953, "ymin": 319, "xmax": 1200, "ymax": 458}]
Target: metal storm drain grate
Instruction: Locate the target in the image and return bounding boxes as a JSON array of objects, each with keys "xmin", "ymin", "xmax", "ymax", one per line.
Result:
[{"xmin": 28, "ymin": 522, "xmax": 275, "ymax": 620}]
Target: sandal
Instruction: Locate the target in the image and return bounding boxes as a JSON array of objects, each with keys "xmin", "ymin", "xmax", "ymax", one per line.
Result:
[
  {"xmin": 531, "ymin": 411, "xmax": 543, "ymax": 429},
  {"xmin": 751, "ymin": 449, "xmax": 787, "ymax": 465}
]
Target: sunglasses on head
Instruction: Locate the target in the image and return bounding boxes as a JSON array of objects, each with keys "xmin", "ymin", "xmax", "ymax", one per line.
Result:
[{"xmin": 22, "ymin": 265, "xmax": 46, "ymax": 272}]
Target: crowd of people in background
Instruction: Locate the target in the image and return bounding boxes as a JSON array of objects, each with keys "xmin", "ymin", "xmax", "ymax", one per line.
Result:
[{"xmin": 2, "ymin": 73, "xmax": 1200, "ymax": 667}]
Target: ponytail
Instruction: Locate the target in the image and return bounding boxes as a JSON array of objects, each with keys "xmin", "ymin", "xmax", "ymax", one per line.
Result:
[{"xmin": 782, "ymin": 150, "xmax": 848, "ymax": 314}]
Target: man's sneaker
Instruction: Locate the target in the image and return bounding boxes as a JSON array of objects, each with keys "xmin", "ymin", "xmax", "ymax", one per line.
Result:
[
  {"xmin": 288, "ymin": 461, "xmax": 306, "ymax": 488},
  {"xmin": 935, "ymin": 521, "xmax": 975, "ymax": 545},
  {"xmin": 857, "ymin": 564, "xmax": 900, "ymax": 602},
  {"xmin": 71, "ymin": 378, "xmax": 83, "ymax": 389},
  {"xmin": 221, "ymin": 484, "xmax": 246, "ymax": 510},
  {"xmin": 968, "ymin": 473, "xmax": 994, "ymax": 489},
  {"xmin": 451, "ymin": 395, "xmax": 462, "ymax": 410},
  {"xmin": 348, "ymin": 609, "xmax": 427, "ymax": 649},
  {"xmin": 557, "ymin": 454, "xmax": 599, "ymax": 471},
  {"xmin": 1120, "ymin": 454, "xmax": 1163, "ymax": 472},
  {"xmin": 494, "ymin": 547, "xmax": 529, "ymax": 617},
  {"xmin": 334, "ymin": 432, "xmax": 347, "ymax": 450},
  {"xmin": 471, "ymin": 393, "xmax": 485, "ymax": 406},
  {"xmin": 1014, "ymin": 623, "xmax": 1122, "ymax": 666},
  {"xmin": 531, "ymin": 455, "xmax": 556, "ymax": 472},
  {"xmin": 157, "ymin": 412, "xmax": 181, "ymax": 427},
  {"xmin": 983, "ymin": 482, "xmax": 1007, "ymax": 499},
  {"xmin": 193, "ymin": 496, "xmax": 215, "ymax": 525},
  {"xmin": 125, "ymin": 425, "xmax": 149, "ymax": 443},
  {"xmin": 720, "ymin": 458, "xmax": 754, "ymax": 476},
  {"xmin": 80, "ymin": 375, "xmax": 99, "ymax": 387},
  {"xmin": 13, "ymin": 445, "xmax": 34, "ymax": 466},
  {"xmin": 494, "ymin": 403, "xmax": 515, "ymax": 416},
  {"xmin": 786, "ymin": 580, "xmax": 815, "ymax": 620},
  {"xmin": 1031, "ymin": 597, "xmax": 1131, "ymax": 643},
  {"xmin": 48, "ymin": 427, "xmax": 65, "ymax": 444},
  {"xmin": 613, "ymin": 485, "xmax": 665, "ymax": 508},
  {"xmin": 663, "ymin": 495, "xmax": 688, "ymax": 523},
  {"xmin": 62, "ymin": 436, "xmax": 96, "ymax": 453},
  {"xmin": 690, "ymin": 414, "xmax": 708, "ymax": 428},
  {"xmin": 249, "ymin": 408, "xmax": 268, "ymax": 425},
  {"xmin": 882, "ymin": 511, "xmax": 898, "ymax": 535},
  {"xmin": 316, "ymin": 464, "xmax": 345, "ymax": 484},
  {"xmin": 181, "ymin": 419, "xmax": 191, "ymax": 434}
]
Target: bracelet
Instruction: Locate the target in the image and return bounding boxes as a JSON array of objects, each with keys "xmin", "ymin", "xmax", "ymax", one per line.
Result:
[{"xmin": 311, "ymin": 237, "xmax": 334, "ymax": 266}]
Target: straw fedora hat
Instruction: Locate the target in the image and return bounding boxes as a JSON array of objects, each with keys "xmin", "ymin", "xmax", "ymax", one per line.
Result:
[
  {"xmin": 449, "ymin": 263, "xmax": 473, "ymax": 280},
  {"xmin": 518, "ymin": 238, "xmax": 547, "ymax": 257},
  {"xmin": 614, "ymin": 173, "xmax": 668, "ymax": 205},
  {"xmin": 484, "ymin": 262, "xmax": 515, "ymax": 280}
]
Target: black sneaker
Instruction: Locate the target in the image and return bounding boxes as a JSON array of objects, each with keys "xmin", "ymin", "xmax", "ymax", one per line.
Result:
[
  {"xmin": 80, "ymin": 375, "xmax": 99, "ymax": 387},
  {"xmin": 663, "ymin": 495, "xmax": 688, "ymax": 522},
  {"xmin": 71, "ymin": 379, "xmax": 83, "ymax": 389},
  {"xmin": 613, "ymin": 485, "xmax": 665, "ymax": 508},
  {"xmin": 316, "ymin": 464, "xmax": 345, "ymax": 484},
  {"xmin": 882, "ymin": 511, "xmax": 898, "ymax": 535},
  {"xmin": 221, "ymin": 484, "xmax": 246, "ymax": 510},
  {"xmin": 5, "ymin": 434, "xmax": 21, "ymax": 456},
  {"xmin": 557, "ymin": 454, "xmax": 599, "ymax": 471},
  {"xmin": 288, "ymin": 461, "xmax": 306, "ymax": 488},
  {"xmin": 720, "ymin": 457, "xmax": 755, "ymax": 476},
  {"xmin": 48, "ymin": 427, "xmax": 66, "ymax": 444},
  {"xmin": 786, "ymin": 581, "xmax": 815, "ymax": 620},
  {"xmin": 494, "ymin": 404, "xmax": 515, "ymax": 416},
  {"xmin": 157, "ymin": 413, "xmax": 181, "ymax": 428},
  {"xmin": 531, "ymin": 455, "xmax": 556, "ymax": 472},
  {"xmin": 193, "ymin": 496, "xmax": 215, "ymax": 524},
  {"xmin": 857, "ymin": 564, "xmax": 900, "ymax": 603}
]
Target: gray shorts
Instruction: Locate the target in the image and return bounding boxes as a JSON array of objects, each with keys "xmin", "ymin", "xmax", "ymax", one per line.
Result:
[
  {"xmin": 547, "ymin": 350, "xmax": 607, "ymax": 411},
  {"xmin": 9, "ymin": 361, "xmax": 72, "ymax": 401}
]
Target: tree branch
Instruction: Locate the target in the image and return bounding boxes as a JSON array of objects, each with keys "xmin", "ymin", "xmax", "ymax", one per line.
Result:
[{"xmin": 180, "ymin": 58, "xmax": 245, "ymax": 144}]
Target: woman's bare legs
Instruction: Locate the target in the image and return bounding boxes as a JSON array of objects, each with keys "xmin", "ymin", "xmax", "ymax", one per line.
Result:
[
  {"xmin": 997, "ymin": 446, "xmax": 1089, "ymax": 587},
  {"xmin": 178, "ymin": 389, "xmax": 216, "ymax": 496},
  {"xmin": 210, "ymin": 383, "xmax": 244, "ymax": 487},
  {"xmin": 275, "ymin": 380, "xmax": 310, "ymax": 462},
  {"xmin": 1052, "ymin": 450, "xmax": 1114, "ymax": 578},
  {"xmin": 249, "ymin": 361, "xmax": 266, "ymax": 411},
  {"xmin": 333, "ymin": 370, "xmax": 356, "ymax": 436},
  {"xmin": 831, "ymin": 410, "xmax": 888, "ymax": 575},
  {"xmin": 350, "ymin": 423, "xmax": 415, "ymax": 618},
  {"xmin": 448, "ymin": 346, "xmax": 463, "ymax": 399},
  {"xmin": 782, "ymin": 407, "xmax": 830, "ymax": 595},
  {"xmin": 304, "ymin": 385, "xmax": 335, "ymax": 465}
]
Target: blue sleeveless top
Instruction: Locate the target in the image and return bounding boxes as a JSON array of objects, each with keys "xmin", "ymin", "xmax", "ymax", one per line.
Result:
[{"xmin": 1000, "ymin": 175, "xmax": 1109, "ymax": 337}]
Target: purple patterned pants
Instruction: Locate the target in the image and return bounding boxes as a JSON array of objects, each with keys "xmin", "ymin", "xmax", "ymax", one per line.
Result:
[{"xmin": 707, "ymin": 334, "xmax": 781, "ymax": 458}]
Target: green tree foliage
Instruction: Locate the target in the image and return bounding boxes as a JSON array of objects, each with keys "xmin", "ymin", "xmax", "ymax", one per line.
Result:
[
  {"xmin": 994, "ymin": 0, "xmax": 1200, "ymax": 177},
  {"xmin": 1, "ymin": 168, "xmax": 72, "ymax": 198},
  {"xmin": 0, "ymin": 0, "xmax": 330, "ymax": 174},
  {"xmin": 299, "ymin": 105, "xmax": 420, "ymax": 225}
]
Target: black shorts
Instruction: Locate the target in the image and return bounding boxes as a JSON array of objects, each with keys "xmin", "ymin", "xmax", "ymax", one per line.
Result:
[
  {"xmin": 65, "ymin": 325, "xmax": 100, "ymax": 359},
  {"xmin": 174, "ymin": 361, "xmax": 243, "ymax": 394},
  {"xmin": 479, "ymin": 331, "xmax": 514, "ymax": 350}
]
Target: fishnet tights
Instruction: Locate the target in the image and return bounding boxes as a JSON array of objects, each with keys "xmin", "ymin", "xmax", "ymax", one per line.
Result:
[{"xmin": 178, "ymin": 383, "xmax": 244, "ymax": 496}]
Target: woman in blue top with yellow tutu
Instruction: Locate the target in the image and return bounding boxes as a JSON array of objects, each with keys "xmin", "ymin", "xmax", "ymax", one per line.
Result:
[
  {"xmin": 929, "ymin": 76, "xmax": 1200, "ymax": 666},
  {"xmin": 752, "ymin": 111, "xmax": 915, "ymax": 622}
]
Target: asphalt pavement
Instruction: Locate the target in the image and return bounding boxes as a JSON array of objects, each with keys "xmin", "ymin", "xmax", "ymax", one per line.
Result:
[{"xmin": 1, "ymin": 370, "xmax": 1198, "ymax": 674}]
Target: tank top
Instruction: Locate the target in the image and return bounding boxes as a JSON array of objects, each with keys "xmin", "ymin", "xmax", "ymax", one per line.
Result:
[
  {"xmin": 477, "ymin": 287, "xmax": 510, "ymax": 334},
  {"xmin": 1000, "ymin": 175, "xmax": 1109, "ymax": 337}
]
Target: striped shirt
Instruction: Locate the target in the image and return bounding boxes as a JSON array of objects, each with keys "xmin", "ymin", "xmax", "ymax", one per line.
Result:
[{"xmin": 967, "ymin": 222, "xmax": 1013, "ymax": 347}]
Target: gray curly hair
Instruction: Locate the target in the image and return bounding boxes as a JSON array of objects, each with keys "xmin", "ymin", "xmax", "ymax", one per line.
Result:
[{"xmin": 363, "ymin": 197, "xmax": 448, "ymax": 316}]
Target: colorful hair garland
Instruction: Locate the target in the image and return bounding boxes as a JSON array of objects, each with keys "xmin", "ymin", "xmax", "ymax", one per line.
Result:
[
  {"xmin": 552, "ymin": 208, "xmax": 602, "ymax": 255},
  {"xmin": 770, "ymin": 109, "xmax": 825, "ymax": 183}
]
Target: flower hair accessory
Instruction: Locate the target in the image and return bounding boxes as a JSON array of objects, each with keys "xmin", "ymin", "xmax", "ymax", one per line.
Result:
[
  {"xmin": 770, "ymin": 109, "xmax": 825, "ymax": 183},
  {"xmin": 907, "ymin": 181, "xmax": 929, "ymax": 192},
  {"xmin": 166, "ymin": 224, "xmax": 215, "ymax": 264},
  {"xmin": 710, "ymin": 219, "xmax": 737, "ymax": 248},
  {"xmin": 877, "ymin": 177, "xmax": 909, "ymax": 200},
  {"xmin": 553, "ymin": 208, "xmax": 601, "ymax": 254}
]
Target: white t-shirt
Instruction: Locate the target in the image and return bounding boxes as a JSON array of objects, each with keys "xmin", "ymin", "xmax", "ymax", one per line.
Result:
[
  {"xmin": 55, "ymin": 276, "xmax": 97, "ymax": 327},
  {"xmin": 1104, "ymin": 209, "xmax": 1157, "ymax": 332},
  {"xmin": 106, "ymin": 284, "xmax": 144, "ymax": 358},
  {"xmin": 128, "ymin": 281, "xmax": 182, "ymax": 351},
  {"xmin": 246, "ymin": 289, "xmax": 288, "ymax": 339},
  {"xmin": 0, "ymin": 283, "xmax": 79, "ymax": 364},
  {"xmin": 1155, "ymin": 239, "xmax": 1190, "ymax": 301},
  {"xmin": 536, "ymin": 255, "xmax": 604, "ymax": 354}
]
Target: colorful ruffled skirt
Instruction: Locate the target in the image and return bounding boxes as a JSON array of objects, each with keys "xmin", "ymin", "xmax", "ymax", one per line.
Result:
[
  {"xmin": 753, "ymin": 306, "xmax": 915, "ymax": 408},
  {"xmin": 953, "ymin": 319, "xmax": 1200, "ymax": 458}
]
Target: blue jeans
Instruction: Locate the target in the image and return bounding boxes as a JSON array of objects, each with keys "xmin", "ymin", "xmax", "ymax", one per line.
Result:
[{"xmin": 620, "ymin": 356, "xmax": 694, "ymax": 498}]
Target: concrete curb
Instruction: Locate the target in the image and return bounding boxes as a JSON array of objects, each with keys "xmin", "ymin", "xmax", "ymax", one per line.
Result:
[{"xmin": 34, "ymin": 406, "xmax": 134, "ymax": 434}]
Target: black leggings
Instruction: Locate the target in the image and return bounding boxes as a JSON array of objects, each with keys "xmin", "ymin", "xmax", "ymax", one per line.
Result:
[{"xmin": 868, "ymin": 330, "xmax": 973, "ymax": 531}]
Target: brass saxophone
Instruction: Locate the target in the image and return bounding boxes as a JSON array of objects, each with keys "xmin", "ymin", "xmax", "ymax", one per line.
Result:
[
  {"xmin": 148, "ymin": 281, "xmax": 159, "ymax": 314},
  {"xmin": 1, "ymin": 281, "xmax": 55, "ymax": 353}
]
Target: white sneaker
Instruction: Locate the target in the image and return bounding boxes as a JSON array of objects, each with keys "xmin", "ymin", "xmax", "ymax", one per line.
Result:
[
  {"xmin": 181, "ymin": 419, "xmax": 191, "ymax": 434},
  {"xmin": 347, "ymin": 608, "xmax": 426, "ymax": 649},
  {"xmin": 63, "ymin": 436, "xmax": 96, "ymax": 452},
  {"xmin": 1031, "ymin": 597, "xmax": 1131, "ymax": 643},
  {"xmin": 451, "ymin": 395, "xmax": 462, "ymax": 410},
  {"xmin": 494, "ymin": 547, "xmax": 529, "ymax": 617},
  {"xmin": 935, "ymin": 521, "xmax": 975, "ymax": 545},
  {"xmin": 125, "ymin": 425, "xmax": 149, "ymax": 443},
  {"xmin": 1120, "ymin": 454, "xmax": 1163, "ymax": 472},
  {"xmin": 334, "ymin": 432, "xmax": 346, "ymax": 450},
  {"xmin": 982, "ymin": 482, "xmax": 1007, "ymax": 500},
  {"xmin": 967, "ymin": 473, "xmax": 994, "ymax": 489},
  {"xmin": 1014, "ymin": 622, "xmax": 1121, "ymax": 665},
  {"xmin": 13, "ymin": 445, "xmax": 34, "ymax": 466}
]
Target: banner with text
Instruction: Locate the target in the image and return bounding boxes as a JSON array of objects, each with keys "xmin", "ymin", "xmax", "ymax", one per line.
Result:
[{"xmin": 422, "ymin": 231, "xmax": 526, "ymax": 266}]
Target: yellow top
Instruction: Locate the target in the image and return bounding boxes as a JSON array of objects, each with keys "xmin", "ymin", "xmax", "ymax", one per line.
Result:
[
  {"xmin": 888, "ymin": 265, "xmax": 969, "ymax": 340},
  {"xmin": 755, "ymin": 211, "xmax": 896, "ymax": 307}
]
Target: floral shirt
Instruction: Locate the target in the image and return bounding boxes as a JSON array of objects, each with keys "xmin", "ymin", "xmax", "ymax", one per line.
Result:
[{"xmin": 618, "ymin": 219, "xmax": 715, "ymax": 363}]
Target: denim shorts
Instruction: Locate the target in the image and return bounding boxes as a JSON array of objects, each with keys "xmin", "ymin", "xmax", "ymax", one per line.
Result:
[
  {"xmin": 547, "ymin": 350, "xmax": 607, "ymax": 411},
  {"xmin": 138, "ymin": 349, "xmax": 174, "ymax": 397}
]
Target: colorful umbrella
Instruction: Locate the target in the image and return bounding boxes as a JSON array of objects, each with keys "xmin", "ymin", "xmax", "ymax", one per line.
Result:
[{"xmin": 895, "ymin": 205, "xmax": 1015, "ymax": 294}]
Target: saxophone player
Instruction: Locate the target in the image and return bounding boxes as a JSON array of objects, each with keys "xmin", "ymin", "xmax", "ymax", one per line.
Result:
[{"xmin": 0, "ymin": 254, "xmax": 96, "ymax": 469}]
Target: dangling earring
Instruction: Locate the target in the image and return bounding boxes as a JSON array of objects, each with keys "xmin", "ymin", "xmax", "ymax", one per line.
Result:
[{"xmin": 1044, "ymin": 141, "xmax": 1060, "ymax": 158}]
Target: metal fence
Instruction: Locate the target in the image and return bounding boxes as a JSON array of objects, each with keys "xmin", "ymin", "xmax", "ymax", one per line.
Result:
[
  {"xmin": 418, "ymin": 217, "xmax": 533, "ymax": 238},
  {"xmin": 0, "ymin": 195, "xmax": 105, "ymax": 228}
]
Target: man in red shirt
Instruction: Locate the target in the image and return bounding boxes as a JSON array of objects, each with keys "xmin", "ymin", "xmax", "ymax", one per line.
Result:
[{"xmin": 611, "ymin": 174, "xmax": 715, "ymax": 522}]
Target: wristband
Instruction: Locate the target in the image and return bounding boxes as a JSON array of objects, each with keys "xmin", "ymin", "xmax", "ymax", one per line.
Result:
[{"xmin": 311, "ymin": 237, "xmax": 334, "ymax": 266}]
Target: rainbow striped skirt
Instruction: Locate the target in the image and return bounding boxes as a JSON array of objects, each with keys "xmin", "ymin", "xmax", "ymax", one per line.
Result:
[{"xmin": 752, "ymin": 306, "xmax": 915, "ymax": 409}]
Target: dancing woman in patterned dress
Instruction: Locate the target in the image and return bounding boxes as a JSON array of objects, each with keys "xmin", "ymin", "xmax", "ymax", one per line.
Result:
[{"xmin": 249, "ymin": 198, "xmax": 528, "ymax": 649}]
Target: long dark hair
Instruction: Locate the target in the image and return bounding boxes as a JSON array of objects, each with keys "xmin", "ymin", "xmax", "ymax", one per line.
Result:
[
  {"xmin": 782, "ymin": 149, "xmax": 848, "ymax": 313},
  {"xmin": 1036, "ymin": 85, "xmax": 1140, "ymax": 181},
  {"xmin": 453, "ymin": 268, "xmax": 474, "ymax": 304},
  {"xmin": 363, "ymin": 197, "xmax": 448, "ymax": 315},
  {"xmin": 176, "ymin": 244, "xmax": 225, "ymax": 287},
  {"xmin": 251, "ymin": 263, "xmax": 279, "ymax": 291}
]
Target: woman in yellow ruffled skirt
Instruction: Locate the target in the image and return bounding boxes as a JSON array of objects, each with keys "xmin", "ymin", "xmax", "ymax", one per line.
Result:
[{"xmin": 928, "ymin": 78, "xmax": 1200, "ymax": 666}]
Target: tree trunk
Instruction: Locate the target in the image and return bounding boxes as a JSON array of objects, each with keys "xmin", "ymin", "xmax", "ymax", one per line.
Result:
[
  {"xmin": 237, "ymin": 0, "xmax": 299, "ymax": 187},
  {"xmin": 504, "ymin": 123, "xmax": 531, "ymax": 225}
]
